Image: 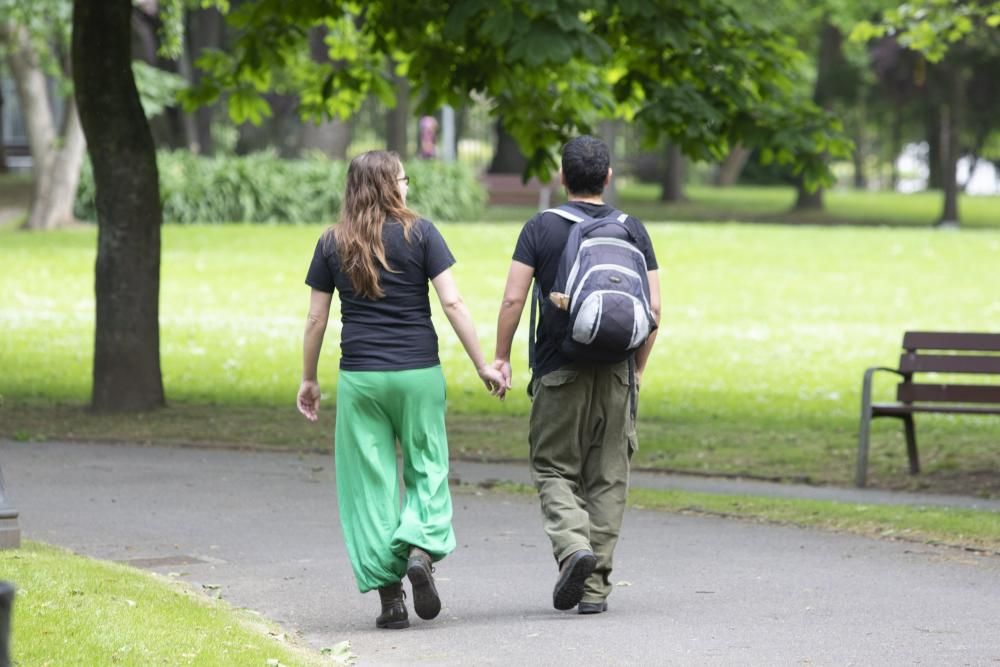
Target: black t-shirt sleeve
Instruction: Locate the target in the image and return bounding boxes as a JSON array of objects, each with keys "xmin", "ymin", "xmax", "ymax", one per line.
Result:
[
  {"xmin": 512, "ymin": 215, "xmax": 539, "ymax": 265},
  {"xmin": 421, "ymin": 220, "xmax": 456, "ymax": 279},
  {"xmin": 305, "ymin": 236, "xmax": 336, "ymax": 293},
  {"xmin": 632, "ymin": 218, "xmax": 659, "ymax": 271}
]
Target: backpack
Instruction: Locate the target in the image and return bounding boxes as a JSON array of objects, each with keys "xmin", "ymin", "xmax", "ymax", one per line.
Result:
[{"xmin": 530, "ymin": 205, "xmax": 656, "ymax": 367}]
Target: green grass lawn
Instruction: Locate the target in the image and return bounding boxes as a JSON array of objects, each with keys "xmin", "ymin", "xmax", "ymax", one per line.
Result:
[
  {"xmin": 2, "ymin": 216, "xmax": 999, "ymax": 494},
  {"xmin": 0, "ymin": 541, "xmax": 348, "ymax": 666}
]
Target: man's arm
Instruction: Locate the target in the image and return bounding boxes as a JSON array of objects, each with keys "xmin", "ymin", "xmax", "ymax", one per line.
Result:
[
  {"xmin": 634, "ymin": 269, "xmax": 661, "ymax": 387},
  {"xmin": 494, "ymin": 260, "xmax": 535, "ymax": 388}
]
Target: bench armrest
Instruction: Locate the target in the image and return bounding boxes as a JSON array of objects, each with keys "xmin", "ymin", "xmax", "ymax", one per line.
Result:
[
  {"xmin": 856, "ymin": 366, "xmax": 906, "ymax": 487},
  {"xmin": 861, "ymin": 366, "xmax": 903, "ymax": 411}
]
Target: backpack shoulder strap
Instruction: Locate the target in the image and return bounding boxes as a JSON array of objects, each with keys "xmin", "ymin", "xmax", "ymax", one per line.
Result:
[
  {"xmin": 528, "ymin": 280, "xmax": 542, "ymax": 372},
  {"xmin": 609, "ymin": 209, "xmax": 643, "ymax": 243},
  {"xmin": 542, "ymin": 205, "xmax": 593, "ymax": 224}
]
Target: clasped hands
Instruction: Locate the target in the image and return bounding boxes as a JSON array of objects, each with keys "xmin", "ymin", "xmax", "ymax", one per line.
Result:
[{"xmin": 477, "ymin": 359, "xmax": 511, "ymax": 400}]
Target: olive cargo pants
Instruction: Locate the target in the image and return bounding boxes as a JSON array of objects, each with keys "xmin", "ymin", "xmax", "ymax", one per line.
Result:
[{"xmin": 529, "ymin": 360, "xmax": 636, "ymax": 604}]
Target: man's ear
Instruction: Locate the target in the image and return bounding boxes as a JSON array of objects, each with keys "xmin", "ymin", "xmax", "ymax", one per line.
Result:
[
  {"xmin": 559, "ymin": 168, "xmax": 566, "ymax": 187},
  {"xmin": 605, "ymin": 167, "xmax": 613, "ymax": 185}
]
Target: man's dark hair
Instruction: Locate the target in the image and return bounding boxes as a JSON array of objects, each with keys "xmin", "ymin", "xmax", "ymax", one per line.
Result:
[{"xmin": 561, "ymin": 135, "xmax": 610, "ymax": 196}]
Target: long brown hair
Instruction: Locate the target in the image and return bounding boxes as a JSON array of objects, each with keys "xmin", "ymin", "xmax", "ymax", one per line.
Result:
[{"xmin": 329, "ymin": 151, "xmax": 418, "ymax": 299}]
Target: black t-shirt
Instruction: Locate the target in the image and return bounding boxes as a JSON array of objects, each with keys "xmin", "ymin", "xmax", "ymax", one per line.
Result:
[
  {"xmin": 513, "ymin": 201, "xmax": 659, "ymax": 377},
  {"xmin": 305, "ymin": 217, "xmax": 456, "ymax": 371}
]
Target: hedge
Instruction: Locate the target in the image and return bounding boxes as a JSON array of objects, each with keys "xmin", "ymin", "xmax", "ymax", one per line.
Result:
[{"xmin": 74, "ymin": 151, "xmax": 486, "ymax": 224}]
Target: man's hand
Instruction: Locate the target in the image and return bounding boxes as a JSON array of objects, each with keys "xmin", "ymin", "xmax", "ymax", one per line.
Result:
[
  {"xmin": 477, "ymin": 364, "xmax": 508, "ymax": 400},
  {"xmin": 297, "ymin": 380, "xmax": 322, "ymax": 421},
  {"xmin": 493, "ymin": 359, "xmax": 512, "ymax": 393}
]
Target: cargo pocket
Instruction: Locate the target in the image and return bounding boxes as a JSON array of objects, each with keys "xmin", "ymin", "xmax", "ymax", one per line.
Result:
[
  {"xmin": 538, "ymin": 369, "xmax": 579, "ymax": 391},
  {"xmin": 531, "ymin": 369, "xmax": 580, "ymax": 423},
  {"xmin": 529, "ymin": 368, "xmax": 581, "ymax": 461}
]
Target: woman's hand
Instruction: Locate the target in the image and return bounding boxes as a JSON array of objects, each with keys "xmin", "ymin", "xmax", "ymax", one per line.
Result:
[
  {"xmin": 478, "ymin": 364, "xmax": 508, "ymax": 400},
  {"xmin": 297, "ymin": 380, "xmax": 322, "ymax": 421}
]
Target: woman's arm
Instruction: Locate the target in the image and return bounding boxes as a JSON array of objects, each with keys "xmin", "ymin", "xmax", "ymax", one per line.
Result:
[
  {"xmin": 297, "ymin": 288, "xmax": 334, "ymax": 421},
  {"xmin": 431, "ymin": 268, "xmax": 506, "ymax": 397}
]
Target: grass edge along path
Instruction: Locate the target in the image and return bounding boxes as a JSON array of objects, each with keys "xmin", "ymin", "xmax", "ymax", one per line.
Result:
[
  {"xmin": 489, "ymin": 482, "xmax": 1000, "ymax": 555},
  {"xmin": 0, "ymin": 541, "xmax": 354, "ymax": 666}
]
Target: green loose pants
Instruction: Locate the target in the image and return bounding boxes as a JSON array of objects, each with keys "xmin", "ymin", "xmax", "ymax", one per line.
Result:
[
  {"xmin": 529, "ymin": 360, "xmax": 636, "ymax": 604},
  {"xmin": 334, "ymin": 366, "xmax": 456, "ymax": 593}
]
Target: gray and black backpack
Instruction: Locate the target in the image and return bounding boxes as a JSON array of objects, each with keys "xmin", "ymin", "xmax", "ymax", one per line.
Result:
[{"xmin": 531, "ymin": 204, "xmax": 656, "ymax": 366}]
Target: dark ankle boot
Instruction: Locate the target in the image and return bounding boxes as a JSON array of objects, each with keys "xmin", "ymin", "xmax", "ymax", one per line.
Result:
[
  {"xmin": 375, "ymin": 582, "xmax": 409, "ymax": 629},
  {"xmin": 406, "ymin": 547, "xmax": 441, "ymax": 620}
]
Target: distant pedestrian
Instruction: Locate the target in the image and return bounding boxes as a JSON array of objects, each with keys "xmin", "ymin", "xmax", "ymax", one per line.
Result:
[
  {"xmin": 297, "ymin": 150, "xmax": 505, "ymax": 629},
  {"xmin": 492, "ymin": 135, "xmax": 661, "ymax": 614},
  {"xmin": 418, "ymin": 115, "xmax": 439, "ymax": 159}
]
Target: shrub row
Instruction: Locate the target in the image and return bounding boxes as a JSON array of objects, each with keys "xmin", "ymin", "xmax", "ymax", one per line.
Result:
[{"xmin": 74, "ymin": 151, "xmax": 486, "ymax": 224}]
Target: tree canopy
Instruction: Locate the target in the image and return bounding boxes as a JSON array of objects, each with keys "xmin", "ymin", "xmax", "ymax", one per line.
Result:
[
  {"xmin": 852, "ymin": 0, "xmax": 1000, "ymax": 62},
  {"xmin": 187, "ymin": 0, "xmax": 852, "ymax": 186}
]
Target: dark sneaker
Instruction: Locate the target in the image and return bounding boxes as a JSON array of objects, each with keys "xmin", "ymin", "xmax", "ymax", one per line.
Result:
[
  {"xmin": 375, "ymin": 582, "xmax": 409, "ymax": 629},
  {"xmin": 578, "ymin": 600, "xmax": 608, "ymax": 614},
  {"xmin": 407, "ymin": 547, "xmax": 441, "ymax": 620},
  {"xmin": 552, "ymin": 549, "xmax": 596, "ymax": 610}
]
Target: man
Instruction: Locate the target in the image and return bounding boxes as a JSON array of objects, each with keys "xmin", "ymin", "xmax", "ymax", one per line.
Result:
[{"xmin": 493, "ymin": 135, "xmax": 661, "ymax": 614}]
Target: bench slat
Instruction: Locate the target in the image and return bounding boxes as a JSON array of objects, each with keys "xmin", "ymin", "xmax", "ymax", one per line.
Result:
[
  {"xmin": 873, "ymin": 403, "xmax": 1000, "ymax": 416},
  {"xmin": 896, "ymin": 383, "xmax": 1000, "ymax": 404},
  {"xmin": 902, "ymin": 331, "xmax": 1000, "ymax": 352},
  {"xmin": 899, "ymin": 353, "xmax": 1000, "ymax": 374}
]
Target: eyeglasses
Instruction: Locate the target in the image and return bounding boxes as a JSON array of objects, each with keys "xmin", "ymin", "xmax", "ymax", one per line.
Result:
[{"xmin": 397, "ymin": 176, "xmax": 410, "ymax": 185}]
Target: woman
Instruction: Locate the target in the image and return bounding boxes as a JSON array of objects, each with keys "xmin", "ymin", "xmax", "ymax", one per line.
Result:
[{"xmin": 297, "ymin": 150, "xmax": 505, "ymax": 630}]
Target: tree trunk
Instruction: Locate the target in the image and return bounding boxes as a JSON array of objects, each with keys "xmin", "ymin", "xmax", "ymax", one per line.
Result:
[
  {"xmin": 794, "ymin": 19, "xmax": 841, "ymax": 212},
  {"xmin": 795, "ymin": 183, "xmax": 824, "ymax": 210},
  {"xmin": 935, "ymin": 63, "xmax": 964, "ymax": 227},
  {"xmin": 488, "ymin": 117, "xmax": 528, "ymax": 174},
  {"xmin": 660, "ymin": 144, "xmax": 686, "ymax": 202},
  {"xmin": 4, "ymin": 22, "xmax": 56, "ymax": 187},
  {"xmin": 852, "ymin": 95, "xmax": 868, "ymax": 190},
  {"xmin": 385, "ymin": 67, "xmax": 409, "ymax": 158},
  {"xmin": 851, "ymin": 142, "xmax": 866, "ymax": 190},
  {"xmin": 713, "ymin": 144, "xmax": 751, "ymax": 187},
  {"xmin": 0, "ymin": 87, "xmax": 7, "ymax": 173},
  {"xmin": 300, "ymin": 26, "xmax": 353, "ymax": 159},
  {"xmin": 73, "ymin": 0, "xmax": 165, "ymax": 412},
  {"xmin": 3, "ymin": 21, "xmax": 85, "ymax": 230},
  {"xmin": 890, "ymin": 104, "xmax": 903, "ymax": 190},
  {"xmin": 937, "ymin": 100, "xmax": 959, "ymax": 227},
  {"xmin": 176, "ymin": 45, "xmax": 201, "ymax": 152},
  {"xmin": 925, "ymin": 105, "xmax": 942, "ymax": 190},
  {"xmin": 186, "ymin": 7, "xmax": 225, "ymax": 155},
  {"xmin": 25, "ymin": 100, "xmax": 86, "ymax": 230},
  {"xmin": 301, "ymin": 119, "xmax": 352, "ymax": 159}
]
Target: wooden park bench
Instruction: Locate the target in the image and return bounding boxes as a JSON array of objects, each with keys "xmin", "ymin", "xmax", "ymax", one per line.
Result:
[
  {"xmin": 855, "ymin": 331, "xmax": 1000, "ymax": 487},
  {"xmin": 481, "ymin": 173, "xmax": 561, "ymax": 208}
]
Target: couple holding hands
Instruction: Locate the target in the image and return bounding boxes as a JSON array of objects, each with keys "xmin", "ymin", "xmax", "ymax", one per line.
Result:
[{"xmin": 296, "ymin": 136, "xmax": 660, "ymax": 628}]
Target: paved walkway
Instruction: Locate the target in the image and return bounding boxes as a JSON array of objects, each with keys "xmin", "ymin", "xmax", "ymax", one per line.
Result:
[{"xmin": 2, "ymin": 440, "xmax": 999, "ymax": 665}]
